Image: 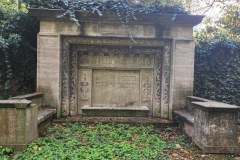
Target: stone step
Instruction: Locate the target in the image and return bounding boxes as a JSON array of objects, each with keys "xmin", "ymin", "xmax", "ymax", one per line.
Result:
[
  {"xmin": 173, "ymin": 110, "xmax": 194, "ymax": 137},
  {"xmin": 38, "ymin": 108, "xmax": 56, "ymax": 125},
  {"xmin": 82, "ymin": 106, "xmax": 149, "ymax": 117},
  {"xmin": 54, "ymin": 116, "xmax": 174, "ymax": 126},
  {"xmin": 38, "ymin": 108, "xmax": 56, "ymax": 131},
  {"xmin": 173, "ymin": 110, "xmax": 194, "ymax": 124}
]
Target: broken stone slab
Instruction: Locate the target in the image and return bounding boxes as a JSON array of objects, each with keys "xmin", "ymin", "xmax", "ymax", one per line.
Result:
[
  {"xmin": 0, "ymin": 99, "xmax": 38, "ymax": 151},
  {"xmin": 192, "ymin": 101, "xmax": 240, "ymax": 153}
]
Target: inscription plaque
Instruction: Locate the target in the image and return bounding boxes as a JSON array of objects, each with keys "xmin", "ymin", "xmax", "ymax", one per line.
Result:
[
  {"xmin": 92, "ymin": 70, "xmax": 140, "ymax": 107},
  {"xmin": 79, "ymin": 55, "xmax": 154, "ymax": 68}
]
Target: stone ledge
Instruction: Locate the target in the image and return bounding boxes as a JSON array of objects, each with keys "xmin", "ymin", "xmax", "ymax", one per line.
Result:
[
  {"xmin": 187, "ymin": 96, "xmax": 213, "ymax": 114},
  {"xmin": 192, "ymin": 101, "xmax": 240, "ymax": 111},
  {"xmin": 54, "ymin": 116, "xmax": 174, "ymax": 126},
  {"xmin": 82, "ymin": 106, "xmax": 149, "ymax": 117},
  {"xmin": 29, "ymin": 8, "xmax": 204, "ymax": 26},
  {"xmin": 187, "ymin": 96, "xmax": 211, "ymax": 102},
  {"xmin": 173, "ymin": 110, "xmax": 194, "ymax": 138},
  {"xmin": 9, "ymin": 93, "xmax": 43, "ymax": 108},
  {"xmin": 0, "ymin": 99, "xmax": 32, "ymax": 108},
  {"xmin": 10, "ymin": 92, "xmax": 43, "ymax": 100},
  {"xmin": 38, "ymin": 108, "xmax": 56, "ymax": 125},
  {"xmin": 82, "ymin": 106, "xmax": 149, "ymax": 111},
  {"xmin": 173, "ymin": 110, "xmax": 194, "ymax": 125}
]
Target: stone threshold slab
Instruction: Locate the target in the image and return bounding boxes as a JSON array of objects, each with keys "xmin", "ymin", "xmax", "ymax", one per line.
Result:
[
  {"xmin": 82, "ymin": 106, "xmax": 149, "ymax": 117},
  {"xmin": 82, "ymin": 106, "xmax": 149, "ymax": 111},
  {"xmin": 54, "ymin": 116, "xmax": 174, "ymax": 126},
  {"xmin": 173, "ymin": 110, "xmax": 194, "ymax": 125},
  {"xmin": 38, "ymin": 108, "xmax": 56, "ymax": 125}
]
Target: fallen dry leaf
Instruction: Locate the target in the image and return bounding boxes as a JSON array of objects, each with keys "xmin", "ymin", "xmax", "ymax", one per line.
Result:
[
  {"xmin": 172, "ymin": 153, "xmax": 179, "ymax": 157},
  {"xmin": 176, "ymin": 144, "xmax": 181, "ymax": 149}
]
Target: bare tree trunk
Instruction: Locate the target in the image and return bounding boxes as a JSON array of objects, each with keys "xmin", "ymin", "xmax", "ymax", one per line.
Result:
[{"xmin": 17, "ymin": 0, "xmax": 22, "ymax": 11}]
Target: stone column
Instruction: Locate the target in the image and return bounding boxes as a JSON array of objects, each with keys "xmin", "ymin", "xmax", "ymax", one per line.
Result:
[{"xmin": 162, "ymin": 25, "xmax": 195, "ymax": 113}]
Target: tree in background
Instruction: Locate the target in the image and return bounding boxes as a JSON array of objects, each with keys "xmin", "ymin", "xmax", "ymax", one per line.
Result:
[
  {"xmin": 217, "ymin": 4, "xmax": 240, "ymax": 39},
  {"xmin": 194, "ymin": 0, "xmax": 240, "ymax": 39},
  {"xmin": 194, "ymin": 1, "xmax": 240, "ymax": 105},
  {"xmin": 0, "ymin": 0, "xmax": 39, "ymax": 99}
]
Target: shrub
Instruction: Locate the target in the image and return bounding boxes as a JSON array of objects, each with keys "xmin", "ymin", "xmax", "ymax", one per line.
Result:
[
  {"xmin": 194, "ymin": 37, "xmax": 240, "ymax": 105},
  {"xmin": 0, "ymin": 9, "xmax": 39, "ymax": 99}
]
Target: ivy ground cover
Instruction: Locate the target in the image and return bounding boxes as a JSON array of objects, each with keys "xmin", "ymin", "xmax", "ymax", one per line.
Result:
[
  {"xmin": 14, "ymin": 123, "xmax": 169, "ymax": 160},
  {"xmin": 1, "ymin": 123, "xmax": 237, "ymax": 160}
]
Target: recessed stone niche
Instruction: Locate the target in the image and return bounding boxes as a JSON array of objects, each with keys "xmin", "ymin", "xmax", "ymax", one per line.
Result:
[
  {"xmin": 30, "ymin": 9, "xmax": 204, "ymax": 119},
  {"xmin": 61, "ymin": 37, "xmax": 171, "ymax": 117}
]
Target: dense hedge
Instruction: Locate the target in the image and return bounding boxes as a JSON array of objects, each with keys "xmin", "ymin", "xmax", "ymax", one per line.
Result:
[
  {"xmin": 0, "ymin": 11, "xmax": 39, "ymax": 99},
  {"xmin": 194, "ymin": 38, "xmax": 240, "ymax": 105}
]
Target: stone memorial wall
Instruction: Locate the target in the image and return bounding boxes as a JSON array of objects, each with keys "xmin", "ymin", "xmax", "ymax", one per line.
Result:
[{"xmin": 30, "ymin": 9, "xmax": 204, "ymax": 119}]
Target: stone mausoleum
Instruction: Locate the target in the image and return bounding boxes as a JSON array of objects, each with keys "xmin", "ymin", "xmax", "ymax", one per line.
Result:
[{"xmin": 30, "ymin": 9, "xmax": 204, "ymax": 119}]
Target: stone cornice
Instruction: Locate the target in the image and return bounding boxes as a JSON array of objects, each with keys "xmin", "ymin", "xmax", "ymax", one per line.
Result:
[{"xmin": 28, "ymin": 8, "xmax": 204, "ymax": 26}]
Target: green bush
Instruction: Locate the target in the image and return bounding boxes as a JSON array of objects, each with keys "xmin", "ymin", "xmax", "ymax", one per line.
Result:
[
  {"xmin": 0, "ymin": 9, "xmax": 39, "ymax": 99},
  {"xmin": 194, "ymin": 37, "xmax": 240, "ymax": 105},
  {"xmin": 0, "ymin": 146, "xmax": 12, "ymax": 160}
]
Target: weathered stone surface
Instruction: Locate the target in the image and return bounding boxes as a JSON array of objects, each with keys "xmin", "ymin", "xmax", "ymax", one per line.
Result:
[
  {"xmin": 74, "ymin": 43, "xmax": 158, "ymax": 116},
  {"xmin": 29, "ymin": 9, "xmax": 204, "ymax": 27},
  {"xmin": 10, "ymin": 92, "xmax": 43, "ymax": 107},
  {"xmin": 171, "ymin": 40, "xmax": 195, "ymax": 111},
  {"xmin": 173, "ymin": 110, "xmax": 194, "ymax": 137},
  {"xmin": 0, "ymin": 99, "xmax": 31, "ymax": 108},
  {"xmin": 163, "ymin": 26, "xmax": 193, "ymax": 39},
  {"xmin": 37, "ymin": 108, "xmax": 56, "ymax": 125},
  {"xmin": 31, "ymin": 8, "xmax": 204, "ymax": 119},
  {"xmin": 78, "ymin": 55, "xmax": 155, "ymax": 69},
  {"xmin": 92, "ymin": 70, "xmax": 140, "ymax": 107},
  {"xmin": 40, "ymin": 21, "xmax": 80, "ymax": 34},
  {"xmin": 193, "ymin": 101, "xmax": 240, "ymax": 153},
  {"xmin": 84, "ymin": 23, "xmax": 155, "ymax": 38},
  {"xmin": 187, "ymin": 96, "xmax": 211, "ymax": 114},
  {"xmin": 59, "ymin": 37, "xmax": 172, "ymax": 117},
  {"xmin": 82, "ymin": 106, "xmax": 149, "ymax": 117},
  {"xmin": 0, "ymin": 100, "xmax": 38, "ymax": 151},
  {"xmin": 54, "ymin": 115, "xmax": 172, "ymax": 125},
  {"xmin": 37, "ymin": 35, "xmax": 60, "ymax": 109}
]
